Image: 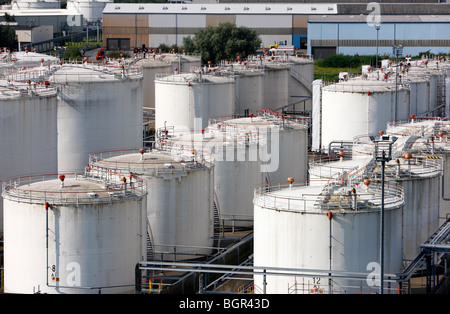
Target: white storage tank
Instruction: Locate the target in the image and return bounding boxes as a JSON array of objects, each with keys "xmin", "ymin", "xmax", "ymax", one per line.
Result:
[
  {"xmin": 89, "ymin": 148, "xmax": 214, "ymax": 261},
  {"xmin": 406, "ymin": 62, "xmax": 446, "ymax": 116},
  {"xmin": 50, "ymin": 63, "xmax": 143, "ymax": 173},
  {"xmin": 321, "ymin": 78, "xmax": 409, "ymax": 152},
  {"xmin": 135, "ymin": 53, "xmax": 201, "ymax": 111},
  {"xmin": 310, "ymin": 136, "xmax": 442, "ymax": 263},
  {"xmin": 209, "ymin": 112, "xmax": 309, "ymax": 185},
  {"xmin": 155, "ymin": 72, "xmax": 234, "ymax": 132},
  {"xmin": 387, "ymin": 118, "xmax": 450, "ymax": 226},
  {"xmin": 253, "ymin": 179, "xmax": 404, "ymax": 294},
  {"xmin": 0, "ymin": 77, "xmax": 58, "ymax": 233},
  {"xmin": 2, "ymin": 172, "xmax": 147, "ymax": 294},
  {"xmin": 66, "ymin": 0, "xmax": 112, "ymax": 23},
  {"xmin": 214, "ymin": 62, "xmax": 265, "ymax": 116},
  {"xmin": 164, "ymin": 128, "xmax": 263, "ymax": 229},
  {"xmin": 164, "ymin": 112, "xmax": 309, "ymax": 229}
]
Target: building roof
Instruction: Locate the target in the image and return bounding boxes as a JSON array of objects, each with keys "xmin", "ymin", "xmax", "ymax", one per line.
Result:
[
  {"xmin": 103, "ymin": 3, "xmax": 338, "ymax": 15},
  {"xmin": 308, "ymin": 14, "xmax": 450, "ymax": 23},
  {"xmin": 0, "ymin": 8, "xmax": 82, "ymax": 16}
]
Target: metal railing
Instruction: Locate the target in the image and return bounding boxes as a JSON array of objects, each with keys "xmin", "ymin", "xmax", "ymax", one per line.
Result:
[
  {"xmin": 2, "ymin": 171, "xmax": 147, "ymax": 205},
  {"xmin": 89, "ymin": 147, "xmax": 211, "ymax": 176},
  {"xmin": 253, "ymin": 179, "xmax": 404, "ymax": 213}
]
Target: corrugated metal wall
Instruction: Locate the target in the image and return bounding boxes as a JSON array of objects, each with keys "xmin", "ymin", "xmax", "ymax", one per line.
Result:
[
  {"xmin": 308, "ymin": 21, "xmax": 450, "ymax": 56},
  {"xmin": 103, "ymin": 13, "xmax": 309, "ymax": 50}
]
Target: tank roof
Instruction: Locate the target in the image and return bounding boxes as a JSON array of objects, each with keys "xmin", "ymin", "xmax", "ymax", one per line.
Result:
[
  {"xmin": 89, "ymin": 148, "xmax": 211, "ymax": 175},
  {"xmin": 253, "ymin": 180, "xmax": 404, "ymax": 213},
  {"xmin": 1, "ymin": 173, "xmax": 147, "ymax": 205},
  {"xmin": 155, "ymin": 72, "xmax": 234, "ymax": 84},
  {"xmin": 0, "ymin": 77, "xmax": 57, "ymax": 99},
  {"xmin": 50, "ymin": 63, "xmax": 142, "ymax": 83},
  {"xmin": 322, "ymin": 76, "xmax": 408, "ymax": 93}
]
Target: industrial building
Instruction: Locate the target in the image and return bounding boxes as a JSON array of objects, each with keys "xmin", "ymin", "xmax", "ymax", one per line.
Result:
[
  {"xmin": 308, "ymin": 15, "xmax": 450, "ymax": 58},
  {"xmin": 102, "ymin": 2, "xmax": 337, "ymax": 51},
  {"xmin": 102, "ymin": 2, "xmax": 450, "ymax": 57}
]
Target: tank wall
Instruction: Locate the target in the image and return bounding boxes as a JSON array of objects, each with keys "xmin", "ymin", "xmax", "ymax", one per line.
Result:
[
  {"xmin": 155, "ymin": 79, "xmax": 234, "ymax": 131},
  {"xmin": 141, "ymin": 64, "xmax": 172, "ymax": 110},
  {"xmin": 263, "ymin": 68, "xmax": 289, "ymax": 110},
  {"xmin": 57, "ymin": 78, "xmax": 143, "ymax": 173},
  {"xmin": 3, "ymin": 198, "xmax": 146, "ymax": 294},
  {"xmin": 145, "ymin": 168, "xmax": 214, "ymax": 260},
  {"xmin": 407, "ymin": 80, "xmax": 430, "ymax": 116},
  {"xmin": 0, "ymin": 95, "xmax": 58, "ymax": 232},
  {"xmin": 400, "ymin": 175, "xmax": 441, "ymax": 261},
  {"xmin": 288, "ymin": 62, "xmax": 314, "ymax": 111},
  {"xmin": 235, "ymin": 74, "xmax": 264, "ymax": 115},
  {"xmin": 214, "ymin": 145, "xmax": 264, "ymax": 227},
  {"xmin": 441, "ymin": 156, "xmax": 450, "ymax": 224},
  {"xmin": 268, "ymin": 127, "xmax": 308, "ymax": 184},
  {"xmin": 321, "ymin": 89, "xmax": 409, "ymax": 151}
]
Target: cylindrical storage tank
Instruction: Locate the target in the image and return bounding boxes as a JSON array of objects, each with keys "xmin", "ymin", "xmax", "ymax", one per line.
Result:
[
  {"xmin": 89, "ymin": 148, "xmax": 214, "ymax": 261},
  {"xmin": 2, "ymin": 172, "xmax": 147, "ymax": 294},
  {"xmin": 210, "ymin": 113, "xmax": 309, "ymax": 185},
  {"xmin": 353, "ymin": 130, "xmax": 444, "ymax": 262},
  {"xmin": 321, "ymin": 78, "xmax": 409, "ymax": 152},
  {"xmin": 402, "ymin": 75, "xmax": 430, "ymax": 118},
  {"xmin": 165, "ymin": 129, "xmax": 263, "ymax": 229},
  {"xmin": 165, "ymin": 113, "xmax": 309, "ymax": 229},
  {"xmin": 66, "ymin": 0, "xmax": 112, "ymax": 23},
  {"xmin": 0, "ymin": 79, "xmax": 58, "ymax": 233},
  {"xmin": 50, "ymin": 63, "xmax": 143, "ymax": 173},
  {"xmin": 381, "ymin": 155, "xmax": 442, "ymax": 262},
  {"xmin": 407, "ymin": 63, "xmax": 446, "ymax": 116},
  {"xmin": 216, "ymin": 61, "xmax": 265, "ymax": 115},
  {"xmin": 387, "ymin": 118, "xmax": 450, "ymax": 226},
  {"xmin": 155, "ymin": 72, "xmax": 235, "ymax": 132},
  {"xmin": 135, "ymin": 54, "xmax": 201, "ymax": 111},
  {"xmin": 253, "ymin": 179, "xmax": 404, "ymax": 294}
]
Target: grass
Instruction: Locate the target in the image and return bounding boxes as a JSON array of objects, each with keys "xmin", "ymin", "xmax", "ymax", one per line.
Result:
[{"xmin": 314, "ymin": 64, "xmax": 360, "ymax": 82}]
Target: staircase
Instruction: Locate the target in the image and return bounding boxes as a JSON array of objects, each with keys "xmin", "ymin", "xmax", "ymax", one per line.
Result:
[
  {"xmin": 212, "ymin": 193, "xmax": 222, "ymax": 250},
  {"xmin": 290, "ymin": 68, "xmax": 312, "ymax": 94},
  {"xmin": 146, "ymin": 219, "xmax": 155, "ymax": 261}
]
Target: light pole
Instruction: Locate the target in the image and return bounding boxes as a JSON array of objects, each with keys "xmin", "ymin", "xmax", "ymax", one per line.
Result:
[
  {"xmin": 370, "ymin": 132, "xmax": 397, "ymax": 294},
  {"xmin": 393, "ymin": 45, "xmax": 403, "ymax": 121},
  {"xmin": 375, "ymin": 25, "xmax": 380, "ymax": 69}
]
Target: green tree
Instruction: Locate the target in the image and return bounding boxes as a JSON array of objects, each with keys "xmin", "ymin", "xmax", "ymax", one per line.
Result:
[
  {"xmin": 0, "ymin": 25, "xmax": 17, "ymax": 50},
  {"xmin": 193, "ymin": 22, "xmax": 261, "ymax": 64},
  {"xmin": 181, "ymin": 36, "xmax": 195, "ymax": 53}
]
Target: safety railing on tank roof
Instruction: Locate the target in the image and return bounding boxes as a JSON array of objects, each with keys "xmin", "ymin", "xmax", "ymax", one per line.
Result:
[
  {"xmin": 308, "ymin": 153, "xmax": 369, "ymax": 179},
  {"xmin": 1, "ymin": 65, "xmax": 58, "ymax": 97},
  {"xmin": 387, "ymin": 117, "xmax": 450, "ymax": 137},
  {"xmin": 0, "ymin": 80, "xmax": 57, "ymax": 98},
  {"xmin": 253, "ymin": 179, "xmax": 404, "ymax": 213},
  {"xmin": 208, "ymin": 111, "xmax": 308, "ymax": 129},
  {"xmin": 1, "ymin": 171, "xmax": 147, "ymax": 205},
  {"xmin": 89, "ymin": 147, "xmax": 212, "ymax": 175},
  {"xmin": 50, "ymin": 62, "xmax": 143, "ymax": 82}
]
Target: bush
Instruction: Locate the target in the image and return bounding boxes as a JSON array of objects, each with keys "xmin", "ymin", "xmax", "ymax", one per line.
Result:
[
  {"xmin": 105, "ymin": 50, "xmax": 130, "ymax": 58},
  {"xmin": 64, "ymin": 46, "xmax": 82, "ymax": 59}
]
